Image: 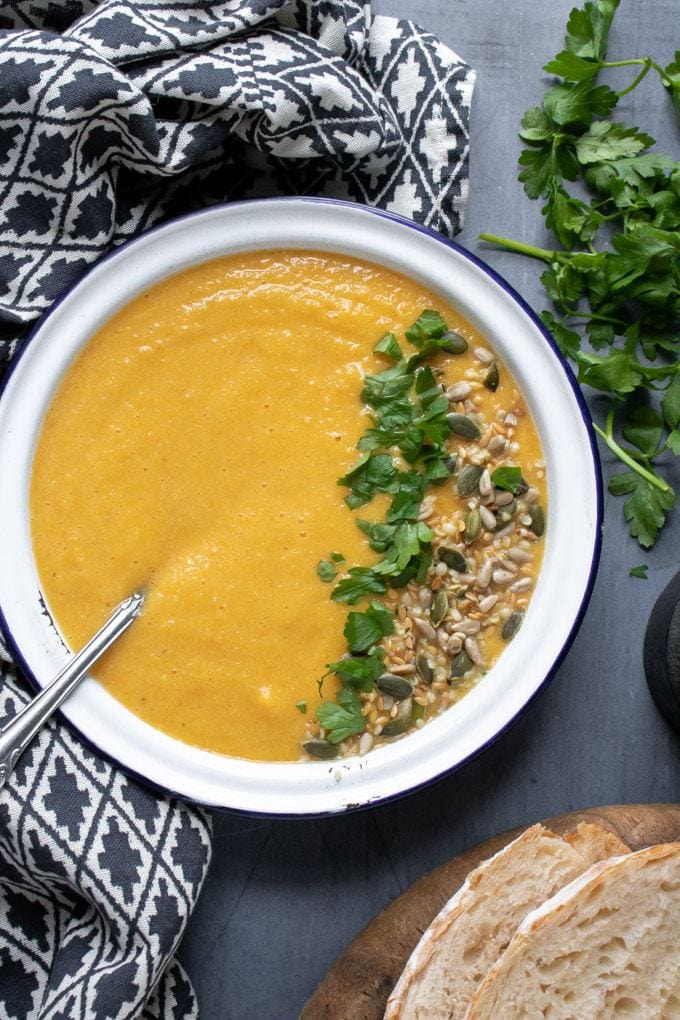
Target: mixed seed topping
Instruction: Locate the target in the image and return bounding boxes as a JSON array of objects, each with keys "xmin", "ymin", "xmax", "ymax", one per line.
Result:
[{"xmin": 301, "ymin": 310, "xmax": 546, "ymax": 761}]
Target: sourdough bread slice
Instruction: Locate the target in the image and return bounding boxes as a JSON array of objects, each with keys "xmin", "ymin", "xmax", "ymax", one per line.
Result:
[
  {"xmin": 467, "ymin": 842, "xmax": 680, "ymax": 1019},
  {"xmin": 384, "ymin": 823, "xmax": 629, "ymax": 1020}
]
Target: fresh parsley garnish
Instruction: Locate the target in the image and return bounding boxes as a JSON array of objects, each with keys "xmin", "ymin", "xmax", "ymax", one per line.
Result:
[
  {"xmin": 373, "ymin": 331, "xmax": 403, "ymax": 360},
  {"xmin": 629, "ymin": 564, "xmax": 648, "ymax": 579},
  {"xmin": 480, "ymin": 0, "xmax": 680, "ymax": 548},
  {"xmin": 490, "ymin": 466, "xmax": 523, "ymax": 493},
  {"xmin": 316, "ymin": 688, "xmax": 367, "ymax": 744},
  {"xmin": 295, "ymin": 701, "xmax": 307, "ymax": 713},
  {"xmin": 331, "ymin": 566, "xmax": 387, "ymax": 604},
  {"xmin": 343, "ymin": 601, "xmax": 394, "ymax": 653},
  {"xmin": 311, "ymin": 307, "xmax": 466, "ymax": 738}
]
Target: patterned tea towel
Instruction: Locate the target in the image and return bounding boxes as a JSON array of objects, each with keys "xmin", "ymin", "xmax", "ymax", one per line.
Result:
[{"xmin": 0, "ymin": 2, "xmax": 475, "ymax": 1017}]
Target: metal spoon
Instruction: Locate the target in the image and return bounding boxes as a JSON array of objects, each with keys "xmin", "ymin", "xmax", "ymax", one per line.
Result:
[{"xmin": 0, "ymin": 592, "xmax": 144, "ymax": 789}]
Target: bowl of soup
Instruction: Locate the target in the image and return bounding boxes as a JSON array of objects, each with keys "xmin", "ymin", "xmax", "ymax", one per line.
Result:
[{"xmin": 0, "ymin": 198, "xmax": 601, "ymax": 814}]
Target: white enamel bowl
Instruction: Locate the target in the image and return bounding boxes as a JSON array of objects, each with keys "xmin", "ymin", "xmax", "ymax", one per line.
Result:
[{"xmin": 0, "ymin": 198, "xmax": 602, "ymax": 815}]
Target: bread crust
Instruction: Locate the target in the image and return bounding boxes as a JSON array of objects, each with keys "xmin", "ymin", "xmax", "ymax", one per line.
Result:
[
  {"xmin": 384, "ymin": 822, "xmax": 629, "ymax": 1020},
  {"xmin": 467, "ymin": 842, "xmax": 680, "ymax": 1019}
]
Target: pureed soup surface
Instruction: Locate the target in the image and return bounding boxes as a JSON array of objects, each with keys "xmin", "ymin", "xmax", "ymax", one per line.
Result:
[{"xmin": 30, "ymin": 252, "xmax": 546, "ymax": 762}]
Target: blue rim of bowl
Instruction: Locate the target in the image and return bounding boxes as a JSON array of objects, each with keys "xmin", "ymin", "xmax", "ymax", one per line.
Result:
[{"xmin": 0, "ymin": 196, "xmax": 604, "ymax": 817}]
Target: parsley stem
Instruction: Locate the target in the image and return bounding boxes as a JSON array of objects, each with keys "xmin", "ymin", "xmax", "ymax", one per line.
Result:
[
  {"xmin": 593, "ymin": 420, "xmax": 671, "ymax": 493},
  {"xmin": 616, "ymin": 59, "xmax": 652, "ymax": 98},
  {"xmin": 478, "ymin": 234, "xmax": 553, "ymax": 263}
]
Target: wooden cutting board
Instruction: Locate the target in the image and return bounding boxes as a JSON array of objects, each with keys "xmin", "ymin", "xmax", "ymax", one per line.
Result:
[{"xmin": 300, "ymin": 803, "xmax": 680, "ymax": 1020}]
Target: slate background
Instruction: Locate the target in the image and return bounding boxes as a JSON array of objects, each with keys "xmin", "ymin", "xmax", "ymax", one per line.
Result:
[{"xmin": 178, "ymin": 2, "xmax": 680, "ymax": 1016}]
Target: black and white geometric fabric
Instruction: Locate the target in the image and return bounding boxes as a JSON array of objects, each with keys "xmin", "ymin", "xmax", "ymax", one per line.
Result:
[
  {"xmin": 0, "ymin": 673, "xmax": 212, "ymax": 1020},
  {"xmin": 0, "ymin": 3, "xmax": 474, "ymax": 1017},
  {"xmin": 0, "ymin": 0, "xmax": 475, "ymax": 350}
]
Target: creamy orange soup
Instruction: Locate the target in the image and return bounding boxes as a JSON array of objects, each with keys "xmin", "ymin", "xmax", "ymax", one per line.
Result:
[{"xmin": 30, "ymin": 252, "xmax": 546, "ymax": 761}]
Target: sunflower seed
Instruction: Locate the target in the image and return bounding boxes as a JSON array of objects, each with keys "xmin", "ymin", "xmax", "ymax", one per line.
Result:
[
  {"xmin": 412, "ymin": 617, "xmax": 436, "ymax": 641},
  {"xmin": 478, "ymin": 594, "xmax": 500, "ymax": 613},
  {"xmin": 509, "ymin": 577, "xmax": 533, "ymax": 593},
  {"xmin": 494, "ymin": 489, "xmax": 514, "ymax": 507},
  {"xmin": 446, "ymin": 381, "xmax": 472, "ymax": 402},
  {"xmin": 477, "ymin": 559, "xmax": 493, "ymax": 588},
  {"xmin": 464, "ymin": 636, "xmax": 485, "ymax": 666},
  {"xmin": 474, "ymin": 346, "xmax": 494, "ymax": 364},
  {"xmin": 492, "ymin": 568, "xmax": 515, "ymax": 585},
  {"xmin": 479, "ymin": 504, "xmax": 497, "ymax": 530},
  {"xmin": 479, "ymin": 467, "xmax": 492, "ymax": 496}
]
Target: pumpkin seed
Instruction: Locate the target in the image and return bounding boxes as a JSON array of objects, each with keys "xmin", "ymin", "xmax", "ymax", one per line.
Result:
[
  {"xmin": 412, "ymin": 701, "xmax": 426, "ymax": 722},
  {"xmin": 450, "ymin": 650, "xmax": 473, "ymax": 679},
  {"xmin": 447, "ymin": 413, "xmax": 481, "ymax": 440},
  {"xmin": 529, "ymin": 504, "xmax": 545, "ymax": 537},
  {"xmin": 303, "ymin": 740, "xmax": 337, "ymax": 760},
  {"xmin": 463, "ymin": 508, "xmax": 481, "ymax": 544},
  {"xmin": 430, "ymin": 590, "xmax": 449, "ymax": 626},
  {"xmin": 502, "ymin": 611, "xmax": 523, "ymax": 641},
  {"xmin": 484, "ymin": 361, "xmax": 500, "ymax": 391},
  {"xmin": 438, "ymin": 546, "xmax": 467, "ymax": 572},
  {"xmin": 495, "ymin": 500, "xmax": 517, "ymax": 529},
  {"xmin": 416, "ymin": 654, "xmax": 434, "ymax": 684},
  {"xmin": 381, "ymin": 698, "xmax": 413, "ymax": 737},
  {"xmin": 440, "ymin": 330, "xmax": 468, "ymax": 354},
  {"xmin": 377, "ymin": 673, "xmax": 413, "ymax": 700},
  {"xmin": 381, "ymin": 715, "xmax": 411, "ymax": 737},
  {"xmin": 457, "ymin": 463, "xmax": 483, "ymax": 496}
]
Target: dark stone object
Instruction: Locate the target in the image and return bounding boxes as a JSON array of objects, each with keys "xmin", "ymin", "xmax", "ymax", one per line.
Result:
[{"xmin": 644, "ymin": 571, "xmax": 680, "ymax": 731}]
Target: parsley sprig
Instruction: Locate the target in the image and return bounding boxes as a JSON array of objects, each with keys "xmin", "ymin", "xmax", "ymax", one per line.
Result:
[
  {"xmin": 311, "ymin": 311, "xmax": 465, "ymax": 745},
  {"xmin": 480, "ymin": 0, "xmax": 680, "ymax": 548}
]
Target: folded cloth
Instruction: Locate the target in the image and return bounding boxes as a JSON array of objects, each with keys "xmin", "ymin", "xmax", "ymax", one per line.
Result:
[{"xmin": 0, "ymin": 2, "xmax": 475, "ymax": 1017}]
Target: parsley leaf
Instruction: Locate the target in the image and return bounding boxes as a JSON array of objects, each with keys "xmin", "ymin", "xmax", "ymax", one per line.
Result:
[
  {"xmin": 574, "ymin": 121, "xmax": 653, "ymax": 164},
  {"xmin": 621, "ymin": 405, "xmax": 664, "ymax": 455},
  {"xmin": 374, "ymin": 331, "xmax": 402, "ymax": 360},
  {"xmin": 564, "ymin": 0, "xmax": 620, "ymax": 61},
  {"xmin": 491, "ymin": 466, "xmax": 523, "ymax": 493},
  {"xmin": 326, "ymin": 649, "xmax": 385, "ymax": 691},
  {"xmin": 480, "ymin": 0, "xmax": 680, "ymax": 550},
  {"xmin": 543, "ymin": 79, "xmax": 618, "ymax": 126},
  {"xmin": 338, "ymin": 453, "xmax": 397, "ymax": 509},
  {"xmin": 317, "ymin": 690, "xmax": 366, "ymax": 744},
  {"xmin": 295, "ymin": 700, "xmax": 307, "ymax": 713},
  {"xmin": 609, "ymin": 472, "xmax": 676, "ymax": 547},
  {"xmin": 629, "ymin": 564, "xmax": 648, "ymax": 579},
  {"xmin": 331, "ymin": 567, "xmax": 387, "ymax": 604},
  {"xmin": 343, "ymin": 601, "xmax": 394, "ymax": 653},
  {"xmin": 662, "ymin": 376, "xmax": 680, "ymax": 429}
]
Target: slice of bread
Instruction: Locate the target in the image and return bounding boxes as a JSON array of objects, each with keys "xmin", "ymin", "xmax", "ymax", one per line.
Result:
[
  {"xmin": 467, "ymin": 842, "xmax": 680, "ymax": 1019},
  {"xmin": 384, "ymin": 822, "xmax": 629, "ymax": 1020}
]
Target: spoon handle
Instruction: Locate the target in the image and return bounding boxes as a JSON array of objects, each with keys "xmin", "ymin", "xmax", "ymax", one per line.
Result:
[{"xmin": 0, "ymin": 592, "xmax": 144, "ymax": 789}]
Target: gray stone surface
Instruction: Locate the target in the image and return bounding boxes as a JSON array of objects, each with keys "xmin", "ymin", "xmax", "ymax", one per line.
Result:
[{"xmin": 178, "ymin": 2, "xmax": 680, "ymax": 1016}]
